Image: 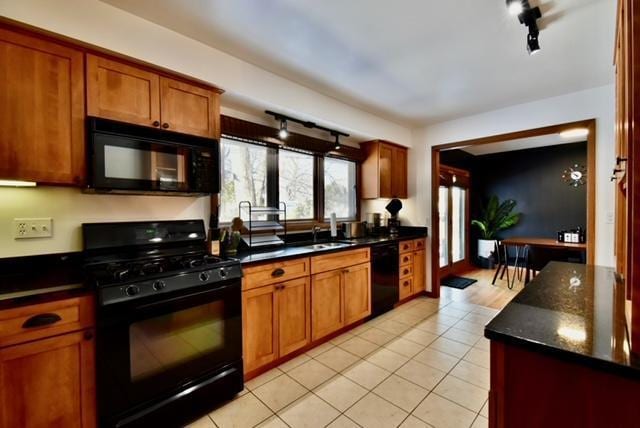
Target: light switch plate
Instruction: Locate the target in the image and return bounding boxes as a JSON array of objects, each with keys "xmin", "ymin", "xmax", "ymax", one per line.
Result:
[
  {"xmin": 606, "ymin": 211, "xmax": 615, "ymax": 225},
  {"xmin": 14, "ymin": 218, "xmax": 53, "ymax": 239}
]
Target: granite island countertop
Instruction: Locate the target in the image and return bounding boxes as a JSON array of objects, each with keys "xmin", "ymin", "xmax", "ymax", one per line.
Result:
[{"xmin": 485, "ymin": 261, "xmax": 639, "ymax": 377}]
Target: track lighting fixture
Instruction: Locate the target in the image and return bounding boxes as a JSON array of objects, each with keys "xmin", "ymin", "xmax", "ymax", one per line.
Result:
[
  {"xmin": 507, "ymin": 0, "xmax": 542, "ymax": 55},
  {"xmin": 506, "ymin": 0, "xmax": 523, "ymax": 16},
  {"xmin": 527, "ymin": 32, "xmax": 540, "ymax": 55},
  {"xmin": 334, "ymin": 133, "xmax": 341, "ymax": 150},
  {"xmin": 278, "ymin": 119, "xmax": 288, "ymax": 139},
  {"xmin": 266, "ymin": 110, "xmax": 349, "ymax": 152}
]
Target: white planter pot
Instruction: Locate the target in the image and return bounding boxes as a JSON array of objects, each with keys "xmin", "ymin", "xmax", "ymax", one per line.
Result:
[{"xmin": 477, "ymin": 239, "xmax": 497, "ymax": 260}]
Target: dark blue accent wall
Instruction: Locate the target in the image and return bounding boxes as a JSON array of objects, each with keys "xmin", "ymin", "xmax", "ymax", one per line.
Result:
[{"xmin": 441, "ymin": 142, "xmax": 587, "ymax": 261}]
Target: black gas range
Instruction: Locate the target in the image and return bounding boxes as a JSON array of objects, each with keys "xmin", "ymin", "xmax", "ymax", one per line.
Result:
[{"xmin": 83, "ymin": 220, "xmax": 243, "ymax": 428}]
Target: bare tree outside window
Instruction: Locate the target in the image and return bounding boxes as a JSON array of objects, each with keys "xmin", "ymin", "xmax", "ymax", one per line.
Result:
[
  {"xmin": 219, "ymin": 138, "xmax": 268, "ymax": 222},
  {"xmin": 279, "ymin": 150, "xmax": 314, "ymax": 219},
  {"xmin": 324, "ymin": 158, "xmax": 357, "ymax": 219}
]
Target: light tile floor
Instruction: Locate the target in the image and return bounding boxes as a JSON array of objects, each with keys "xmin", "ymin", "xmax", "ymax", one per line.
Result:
[{"xmin": 189, "ymin": 296, "xmax": 498, "ymax": 428}]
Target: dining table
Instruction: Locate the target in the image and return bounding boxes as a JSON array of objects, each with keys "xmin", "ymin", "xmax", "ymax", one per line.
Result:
[{"xmin": 494, "ymin": 237, "xmax": 587, "ymax": 288}]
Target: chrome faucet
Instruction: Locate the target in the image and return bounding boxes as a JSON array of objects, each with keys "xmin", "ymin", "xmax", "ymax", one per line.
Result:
[{"xmin": 312, "ymin": 225, "xmax": 321, "ymax": 243}]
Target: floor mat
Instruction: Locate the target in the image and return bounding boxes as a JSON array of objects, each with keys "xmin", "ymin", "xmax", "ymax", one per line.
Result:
[{"xmin": 441, "ymin": 275, "xmax": 478, "ymax": 290}]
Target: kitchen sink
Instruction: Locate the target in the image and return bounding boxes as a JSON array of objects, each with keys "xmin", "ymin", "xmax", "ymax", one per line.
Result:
[{"xmin": 295, "ymin": 241, "xmax": 354, "ymax": 250}]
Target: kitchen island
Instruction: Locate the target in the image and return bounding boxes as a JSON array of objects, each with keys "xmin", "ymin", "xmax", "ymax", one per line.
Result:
[{"xmin": 485, "ymin": 261, "xmax": 639, "ymax": 428}]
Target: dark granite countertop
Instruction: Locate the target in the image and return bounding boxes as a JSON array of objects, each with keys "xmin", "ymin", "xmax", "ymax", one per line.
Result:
[
  {"xmin": 236, "ymin": 227, "xmax": 428, "ymax": 265},
  {"xmin": 0, "ymin": 252, "xmax": 90, "ymax": 309},
  {"xmin": 485, "ymin": 261, "xmax": 639, "ymax": 377}
]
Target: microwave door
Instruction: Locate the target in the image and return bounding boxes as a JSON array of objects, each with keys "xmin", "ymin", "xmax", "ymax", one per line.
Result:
[{"xmin": 91, "ymin": 133, "xmax": 203, "ymax": 193}]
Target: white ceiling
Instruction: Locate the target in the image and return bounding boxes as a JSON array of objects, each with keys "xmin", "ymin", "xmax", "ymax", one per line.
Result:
[
  {"xmin": 456, "ymin": 133, "xmax": 587, "ymax": 156},
  {"xmin": 102, "ymin": 0, "xmax": 616, "ymax": 126}
]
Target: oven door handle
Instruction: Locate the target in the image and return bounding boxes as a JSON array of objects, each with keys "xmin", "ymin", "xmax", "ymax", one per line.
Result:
[{"xmin": 133, "ymin": 281, "xmax": 239, "ymax": 313}]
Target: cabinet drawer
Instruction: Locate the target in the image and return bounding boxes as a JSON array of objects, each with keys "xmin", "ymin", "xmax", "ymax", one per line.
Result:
[
  {"xmin": 0, "ymin": 295, "xmax": 94, "ymax": 348},
  {"xmin": 311, "ymin": 248, "xmax": 371, "ymax": 274},
  {"xmin": 400, "ymin": 253, "xmax": 413, "ymax": 266},
  {"xmin": 242, "ymin": 258, "xmax": 310, "ymax": 291},
  {"xmin": 413, "ymin": 238, "xmax": 426, "ymax": 251},
  {"xmin": 399, "ymin": 240, "xmax": 414, "ymax": 254},
  {"xmin": 399, "ymin": 277, "xmax": 413, "ymax": 300},
  {"xmin": 400, "ymin": 265, "xmax": 414, "ymax": 279}
]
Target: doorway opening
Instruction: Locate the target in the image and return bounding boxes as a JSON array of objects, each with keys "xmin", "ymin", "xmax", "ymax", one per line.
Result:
[{"xmin": 429, "ymin": 119, "xmax": 596, "ymax": 299}]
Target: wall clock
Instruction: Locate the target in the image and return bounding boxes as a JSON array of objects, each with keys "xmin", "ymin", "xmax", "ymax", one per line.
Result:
[{"xmin": 562, "ymin": 164, "xmax": 587, "ymax": 187}]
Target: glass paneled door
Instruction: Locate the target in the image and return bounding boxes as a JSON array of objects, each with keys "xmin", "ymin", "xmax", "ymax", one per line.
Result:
[{"xmin": 439, "ymin": 166, "xmax": 470, "ymax": 276}]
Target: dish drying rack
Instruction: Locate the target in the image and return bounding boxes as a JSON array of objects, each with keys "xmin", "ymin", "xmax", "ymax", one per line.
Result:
[{"xmin": 238, "ymin": 201, "xmax": 287, "ymax": 249}]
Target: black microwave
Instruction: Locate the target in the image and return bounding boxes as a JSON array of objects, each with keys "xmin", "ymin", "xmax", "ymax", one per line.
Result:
[{"xmin": 87, "ymin": 117, "xmax": 219, "ymax": 195}]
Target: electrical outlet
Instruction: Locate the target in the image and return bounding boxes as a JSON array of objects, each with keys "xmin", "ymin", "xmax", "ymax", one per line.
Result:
[
  {"xmin": 14, "ymin": 218, "xmax": 53, "ymax": 239},
  {"xmin": 606, "ymin": 211, "xmax": 615, "ymax": 225}
]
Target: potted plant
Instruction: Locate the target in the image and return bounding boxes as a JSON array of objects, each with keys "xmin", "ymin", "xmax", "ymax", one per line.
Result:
[{"xmin": 472, "ymin": 196, "xmax": 521, "ymax": 266}]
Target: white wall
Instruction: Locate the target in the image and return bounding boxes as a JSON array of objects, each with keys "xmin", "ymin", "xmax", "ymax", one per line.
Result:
[{"xmin": 409, "ymin": 85, "xmax": 616, "ymax": 291}]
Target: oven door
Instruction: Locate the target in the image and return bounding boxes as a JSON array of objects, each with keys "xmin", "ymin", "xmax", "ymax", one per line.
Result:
[
  {"xmin": 90, "ymin": 130, "xmax": 218, "ymax": 194},
  {"xmin": 97, "ymin": 280, "xmax": 242, "ymax": 421}
]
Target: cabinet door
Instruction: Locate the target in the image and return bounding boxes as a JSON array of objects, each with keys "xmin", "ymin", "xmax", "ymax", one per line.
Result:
[
  {"xmin": 343, "ymin": 263, "xmax": 371, "ymax": 325},
  {"xmin": 160, "ymin": 77, "xmax": 219, "ymax": 138},
  {"xmin": 86, "ymin": 54, "xmax": 160, "ymax": 128},
  {"xmin": 278, "ymin": 277, "xmax": 311, "ymax": 357},
  {"xmin": 0, "ymin": 330, "xmax": 95, "ymax": 428},
  {"xmin": 392, "ymin": 147, "xmax": 408, "ymax": 198},
  {"xmin": 0, "ymin": 28, "xmax": 85, "ymax": 185},
  {"xmin": 311, "ymin": 270, "xmax": 344, "ymax": 341},
  {"xmin": 242, "ymin": 285, "xmax": 278, "ymax": 373},
  {"xmin": 378, "ymin": 143, "xmax": 394, "ymax": 198},
  {"xmin": 413, "ymin": 250, "xmax": 426, "ymax": 295}
]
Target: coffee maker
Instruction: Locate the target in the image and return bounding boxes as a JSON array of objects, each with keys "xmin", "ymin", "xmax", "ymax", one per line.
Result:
[{"xmin": 385, "ymin": 199, "xmax": 402, "ymax": 235}]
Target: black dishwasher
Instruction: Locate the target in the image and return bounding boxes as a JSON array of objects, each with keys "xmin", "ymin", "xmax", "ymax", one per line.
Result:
[{"xmin": 371, "ymin": 242, "xmax": 399, "ymax": 316}]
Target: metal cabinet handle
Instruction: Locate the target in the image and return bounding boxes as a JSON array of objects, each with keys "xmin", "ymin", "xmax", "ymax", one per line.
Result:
[
  {"xmin": 272, "ymin": 268, "xmax": 285, "ymax": 277},
  {"xmin": 162, "ymin": 122, "xmax": 170, "ymax": 129},
  {"xmin": 403, "ymin": 281, "xmax": 410, "ymax": 287},
  {"xmin": 22, "ymin": 313, "xmax": 62, "ymax": 329},
  {"xmin": 152, "ymin": 121, "xmax": 160, "ymax": 127},
  {"xmin": 403, "ymin": 269, "xmax": 410, "ymax": 275},
  {"xmin": 403, "ymin": 256, "xmax": 409, "ymax": 262}
]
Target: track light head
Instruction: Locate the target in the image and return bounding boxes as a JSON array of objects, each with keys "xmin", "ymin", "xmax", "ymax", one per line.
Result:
[
  {"xmin": 527, "ymin": 32, "xmax": 540, "ymax": 55},
  {"xmin": 278, "ymin": 119, "xmax": 288, "ymax": 139},
  {"xmin": 506, "ymin": 0, "xmax": 523, "ymax": 16},
  {"xmin": 334, "ymin": 134, "xmax": 341, "ymax": 150}
]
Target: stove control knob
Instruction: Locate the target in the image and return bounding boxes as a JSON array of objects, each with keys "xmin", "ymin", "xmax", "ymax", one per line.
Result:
[
  {"xmin": 219, "ymin": 268, "xmax": 227, "ymax": 278},
  {"xmin": 125, "ymin": 285, "xmax": 140, "ymax": 297},
  {"xmin": 153, "ymin": 280, "xmax": 166, "ymax": 291},
  {"xmin": 199, "ymin": 272, "xmax": 210, "ymax": 282}
]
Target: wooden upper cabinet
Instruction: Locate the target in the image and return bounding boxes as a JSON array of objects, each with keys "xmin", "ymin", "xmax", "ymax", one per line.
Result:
[
  {"xmin": 87, "ymin": 55, "xmax": 220, "ymax": 138},
  {"xmin": 160, "ymin": 77, "xmax": 219, "ymax": 138},
  {"xmin": 343, "ymin": 263, "xmax": 371, "ymax": 325},
  {"xmin": 361, "ymin": 140, "xmax": 408, "ymax": 199},
  {"xmin": 86, "ymin": 54, "xmax": 160, "ymax": 127},
  {"xmin": 0, "ymin": 27, "xmax": 85, "ymax": 185}
]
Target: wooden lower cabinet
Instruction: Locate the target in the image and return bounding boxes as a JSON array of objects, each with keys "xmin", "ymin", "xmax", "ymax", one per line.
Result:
[
  {"xmin": 0, "ymin": 330, "xmax": 95, "ymax": 428},
  {"xmin": 312, "ymin": 262, "xmax": 371, "ymax": 341},
  {"xmin": 242, "ymin": 277, "xmax": 311, "ymax": 373},
  {"xmin": 242, "ymin": 284, "xmax": 278, "ymax": 373},
  {"xmin": 344, "ymin": 264, "xmax": 372, "ymax": 325},
  {"xmin": 311, "ymin": 269, "xmax": 344, "ymax": 341},
  {"xmin": 278, "ymin": 278, "xmax": 312, "ymax": 357},
  {"xmin": 413, "ymin": 249, "xmax": 426, "ymax": 295}
]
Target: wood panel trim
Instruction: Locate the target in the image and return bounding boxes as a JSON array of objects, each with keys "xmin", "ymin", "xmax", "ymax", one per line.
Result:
[
  {"xmin": 430, "ymin": 119, "xmax": 597, "ymax": 298},
  {"xmin": 220, "ymin": 115, "xmax": 364, "ymax": 162}
]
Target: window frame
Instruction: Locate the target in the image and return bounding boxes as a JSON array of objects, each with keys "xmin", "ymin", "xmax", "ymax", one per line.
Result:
[{"xmin": 219, "ymin": 136, "xmax": 360, "ymax": 228}]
